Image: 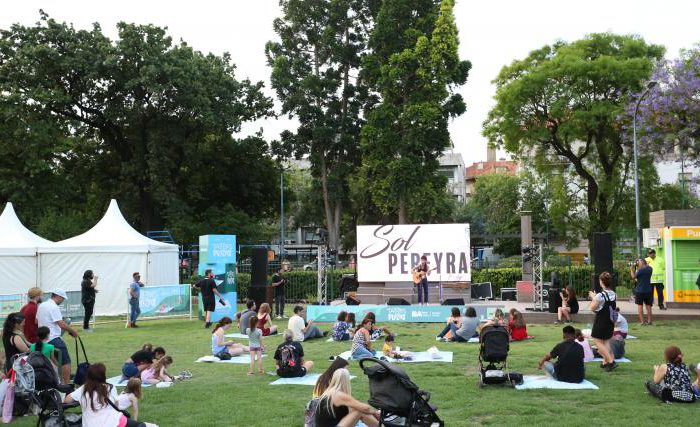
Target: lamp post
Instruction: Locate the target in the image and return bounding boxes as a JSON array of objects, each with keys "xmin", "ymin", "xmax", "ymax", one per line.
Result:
[
  {"xmin": 280, "ymin": 168, "xmax": 285, "ymax": 264},
  {"xmin": 633, "ymin": 80, "xmax": 658, "ymax": 258}
]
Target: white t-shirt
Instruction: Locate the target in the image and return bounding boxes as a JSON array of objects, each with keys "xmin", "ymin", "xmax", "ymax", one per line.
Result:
[
  {"xmin": 615, "ymin": 313, "xmax": 629, "ymax": 333},
  {"xmin": 116, "ymin": 392, "xmax": 134, "ymax": 410},
  {"xmin": 288, "ymin": 315, "xmax": 306, "ymax": 342},
  {"xmin": 37, "ymin": 298, "xmax": 63, "ymax": 341},
  {"xmin": 70, "ymin": 384, "xmax": 121, "ymax": 427},
  {"xmin": 593, "ymin": 290, "xmax": 616, "ymax": 312}
]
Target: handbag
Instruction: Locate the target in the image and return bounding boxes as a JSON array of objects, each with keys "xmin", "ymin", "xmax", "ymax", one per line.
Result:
[
  {"xmin": 1, "ymin": 370, "xmax": 15, "ymax": 423},
  {"xmin": 73, "ymin": 336, "xmax": 91, "ymax": 385},
  {"xmin": 216, "ymin": 351, "xmax": 232, "ymax": 361}
]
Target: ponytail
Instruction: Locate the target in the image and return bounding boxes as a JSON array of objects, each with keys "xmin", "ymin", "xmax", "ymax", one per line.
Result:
[
  {"xmin": 35, "ymin": 341, "xmax": 43, "ymax": 352},
  {"xmin": 212, "ymin": 316, "xmax": 232, "ymax": 334}
]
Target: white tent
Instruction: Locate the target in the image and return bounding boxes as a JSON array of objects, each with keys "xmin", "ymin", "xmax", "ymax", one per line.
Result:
[
  {"xmin": 38, "ymin": 199, "xmax": 179, "ymax": 315},
  {"xmin": 0, "ymin": 202, "xmax": 53, "ymax": 294}
]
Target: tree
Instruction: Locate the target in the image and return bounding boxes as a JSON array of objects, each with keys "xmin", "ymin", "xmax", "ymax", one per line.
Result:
[
  {"xmin": 483, "ymin": 33, "xmax": 665, "ymax": 243},
  {"xmin": 356, "ymin": 0, "xmax": 471, "ymax": 223},
  {"xmin": 266, "ymin": 0, "xmax": 369, "ymax": 250}
]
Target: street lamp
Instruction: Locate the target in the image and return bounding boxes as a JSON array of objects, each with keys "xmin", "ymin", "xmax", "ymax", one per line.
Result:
[
  {"xmin": 633, "ymin": 80, "xmax": 658, "ymax": 258},
  {"xmin": 280, "ymin": 167, "xmax": 285, "ymax": 265}
]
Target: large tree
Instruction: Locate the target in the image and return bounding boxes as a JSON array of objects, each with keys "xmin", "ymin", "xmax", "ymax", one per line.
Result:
[
  {"xmin": 483, "ymin": 33, "xmax": 664, "ymax": 243},
  {"xmin": 356, "ymin": 0, "xmax": 470, "ymax": 224},
  {"xmin": 266, "ymin": 0, "xmax": 370, "ymax": 250},
  {"xmin": 0, "ymin": 13, "xmax": 277, "ymax": 241}
]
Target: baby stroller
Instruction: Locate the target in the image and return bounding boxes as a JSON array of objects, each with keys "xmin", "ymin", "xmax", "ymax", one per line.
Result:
[
  {"xmin": 12, "ymin": 352, "xmax": 81, "ymax": 426},
  {"xmin": 360, "ymin": 357, "xmax": 443, "ymax": 427},
  {"xmin": 478, "ymin": 325, "xmax": 515, "ymax": 387}
]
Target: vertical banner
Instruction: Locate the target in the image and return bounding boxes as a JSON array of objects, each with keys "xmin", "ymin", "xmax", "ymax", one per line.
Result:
[
  {"xmin": 199, "ymin": 265, "xmax": 237, "ymax": 321},
  {"xmin": 357, "ymin": 224, "xmax": 471, "ymax": 282},
  {"xmin": 198, "ymin": 235, "xmax": 237, "ymax": 275}
]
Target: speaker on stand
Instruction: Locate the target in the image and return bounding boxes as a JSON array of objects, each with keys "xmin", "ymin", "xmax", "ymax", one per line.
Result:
[
  {"xmin": 249, "ymin": 247, "xmax": 271, "ymax": 309},
  {"xmin": 591, "ymin": 232, "xmax": 614, "ymax": 293}
]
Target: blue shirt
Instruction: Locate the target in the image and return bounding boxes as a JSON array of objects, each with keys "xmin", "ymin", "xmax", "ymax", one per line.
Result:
[
  {"xmin": 635, "ymin": 265, "xmax": 653, "ymax": 293},
  {"xmin": 129, "ymin": 281, "xmax": 141, "ymax": 300}
]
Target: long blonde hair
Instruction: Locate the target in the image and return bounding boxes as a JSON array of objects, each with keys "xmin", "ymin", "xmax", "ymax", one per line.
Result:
[
  {"xmin": 151, "ymin": 355, "xmax": 172, "ymax": 374},
  {"xmin": 320, "ymin": 368, "xmax": 351, "ymax": 417}
]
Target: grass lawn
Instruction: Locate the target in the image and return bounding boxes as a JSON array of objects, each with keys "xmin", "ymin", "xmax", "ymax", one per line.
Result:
[{"xmin": 10, "ymin": 315, "xmax": 700, "ymax": 427}]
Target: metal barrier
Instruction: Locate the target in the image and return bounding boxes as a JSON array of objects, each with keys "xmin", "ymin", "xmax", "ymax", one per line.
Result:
[{"xmin": 127, "ymin": 284, "xmax": 192, "ymax": 324}]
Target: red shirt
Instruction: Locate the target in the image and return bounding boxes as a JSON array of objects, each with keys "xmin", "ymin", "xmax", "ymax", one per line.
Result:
[
  {"xmin": 20, "ymin": 301, "xmax": 38, "ymax": 343},
  {"xmin": 508, "ymin": 319, "xmax": 528, "ymax": 341}
]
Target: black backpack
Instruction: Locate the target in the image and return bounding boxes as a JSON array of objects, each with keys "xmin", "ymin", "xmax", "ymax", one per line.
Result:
[
  {"xmin": 26, "ymin": 351, "xmax": 60, "ymax": 391},
  {"xmin": 279, "ymin": 344, "xmax": 298, "ymax": 370}
]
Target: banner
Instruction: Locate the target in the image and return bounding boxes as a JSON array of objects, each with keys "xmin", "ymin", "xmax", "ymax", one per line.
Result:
[
  {"xmin": 138, "ymin": 285, "xmax": 191, "ymax": 318},
  {"xmin": 0, "ymin": 294, "xmax": 25, "ymax": 320},
  {"xmin": 198, "ymin": 291, "xmax": 237, "ymax": 322},
  {"xmin": 357, "ymin": 224, "xmax": 471, "ymax": 282},
  {"xmin": 306, "ymin": 304, "xmax": 500, "ymax": 323}
]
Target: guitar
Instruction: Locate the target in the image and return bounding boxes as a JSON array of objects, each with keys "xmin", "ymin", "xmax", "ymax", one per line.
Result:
[{"xmin": 412, "ymin": 267, "xmax": 437, "ymax": 285}]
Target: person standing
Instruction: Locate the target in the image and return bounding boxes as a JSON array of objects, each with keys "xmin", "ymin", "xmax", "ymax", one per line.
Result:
[
  {"xmin": 588, "ymin": 272, "xmax": 618, "ymax": 372},
  {"xmin": 645, "ymin": 249, "xmax": 666, "ymax": 310},
  {"xmin": 272, "ymin": 268, "xmax": 287, "ymax": 319},
  {"xmin": 630, "ymin": 258, "xmax": 653, "ymax": 325},
  {"xmin": 20, "ymin": 287, "xmax": 43, "ymax": 343},
  {"xmin": 412, "ymin": 255, "xmax": 434, "ymax": 305},
  {"xmin": 81, "ymin": 270, "xmax": 98, "ymax": 332},
  {"xmin": 37, "ymin": 289, "xmax": 79, "ymax": 384},
  {"xmin": 195, "ymin": 269, "xmax": 224, "ymax": 328},
  {"xmin": 128, "ymin": 272, "xmax": 145, "ymax": 328}
]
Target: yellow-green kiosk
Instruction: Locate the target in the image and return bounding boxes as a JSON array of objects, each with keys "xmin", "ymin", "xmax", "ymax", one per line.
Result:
[{"xmin": 657, "ymin": 227, "xmax": 700, "ymax": 303}]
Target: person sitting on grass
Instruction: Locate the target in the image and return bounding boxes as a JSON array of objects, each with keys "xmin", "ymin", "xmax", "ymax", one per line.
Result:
[
  {"xmin": 141, "ymin": 355, "xmax": 174, "ymax": 384},
  {"xmin": 382, "ymin": 334, "xmax": 413, "ymax": 359},
  {"xmin": 153, "ymin": 346, "xmax": 166, "ymax": 361},
  {"xmin": 246, "ymin": 315, "xmax": 264, "ymax": 376},
  {"xmin": 313, "ymin": 358, "xmax": 350, "ymax": 398},
  {"xmin": 437, "ymin": 307, "xmax": 479, "ymax": 342},
  {"xmin": 30, "ymin": 326, "xmax": 59, "ymax": 367},
  {"xmin": 236, "ymin": 300, "xmax": 257, "ymax": 335},
  {"xmin": 508, "ymin": 309, "xmax": 530, "ymax": 341},
  {"xmin": 345, "ymin": 312, "xmax": 356, "ymax": 334},
  {"xmin": 574, "ymin": 329, "xmax": 595, "ymax": 362},
  {"xmin": 211, "ymin": 317, "xmax": 249, "ymax": 357},
  {"xmin": 362, "ymin": 312, "xmax": 389, "ymax": 341},
  {"xmin": 538, "ymin": 325, "xmax": 585, "ymax": 383},
  {"xmin": 257, "ymin": 303, "xmax": 278, "ymax": 336},
  {"xmin": 274, "ymin": 329, "xmax": 314, "ymax": 378},
  {"xmin": 122, "ymin": 347, "xmax": 153, "ymax": 380},
  {"xmin": 315, "ymin": 368, "xmax": 380, "ymax": 427},
  {"xmin": 288, "ymin": 305, "xmax": 324, "ymax": 341},
  {"xmin": 482, "ymin": 308, "xmax": 506, "ymax": 329},
  {"xmin": 350, "ymin": 318, "xmax": 375, "ymax": 360},
  {"xmin": 116, "ymin": 378, "xmax": 142, "ymax": 421},
  {"xmin": 645, "ymin": 345, "xmax": 696, "ymax": 403},
  {"xmin": 435, "ymin": 307, "xmax": 461, "ymax": 341},
  {"xmin": 556, "ymin": 285, "xmax": 579, "ymax": 324},
  {"xmin": 613, "ymin": 308, "xmax": 628, "ymax": 339},
  {"xmin": 691, "ymin": 363, "xmax": 700, "ymax": 398},
  {"xmin": 2, "ymin": 312, "xmax": 30, "ymax": 367},
  {"xmin": 593, "ymin": 334, "xmax": 625, "ymax": 360},
  {"xmin": 332, "ymin": 311, "xmax": 352, "ymax": 341}
]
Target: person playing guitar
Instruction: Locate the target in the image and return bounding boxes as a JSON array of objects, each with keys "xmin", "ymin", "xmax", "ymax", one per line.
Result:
[{"xmin": 412, "ymin": 256, "xmax": 436, "ymax": 305}]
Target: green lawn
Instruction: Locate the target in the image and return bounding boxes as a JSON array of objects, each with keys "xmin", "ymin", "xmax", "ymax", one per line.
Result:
[{"xmin": 11, "ymin": 315, "xmax": 700, "ymax": 427}]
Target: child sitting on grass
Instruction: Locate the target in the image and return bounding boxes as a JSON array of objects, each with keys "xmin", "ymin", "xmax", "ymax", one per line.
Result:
[
  {"xmin": 247, "ymin": 315, "xmax": 264, "ymax": 375},
  {"xmin": 116, "ymin": 378, "xmax": 142, "ymax": 420},
  {"xmin": 508, "ymin": 309, "xmax": 530, "ymax": 341},
  {"xmin": 331, "ymin": 311, "xmax": 352, "ymax": 341},
  {"xmin": 574, "ymin": 329, "xmax": 595, "ymax": 362},
  {"xmin": 141, "ymin": 355, "xmax": 175, "ymax": 384},
  {"xmin": 382, "ymin": 334, "xmax": 412, "ymax": 360}
]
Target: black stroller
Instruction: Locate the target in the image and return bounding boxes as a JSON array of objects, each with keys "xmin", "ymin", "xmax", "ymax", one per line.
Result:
[
  {"xmin": 12, "ymin": 352, "xmax": 81, "ymax": 426},
  {"xmin": 360, "ymin": 357, "xmax": 443, "ymax": 427},
  {"xmin": 477, "ymin": 324, "xmax": 514, "ymax": 387}
]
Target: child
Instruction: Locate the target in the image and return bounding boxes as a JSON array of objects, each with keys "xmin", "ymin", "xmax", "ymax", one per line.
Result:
[
  {"xmin": 692, "ymin": 363, "xmax": 700, "ymax": 398},
  {"xmin": 382, "ymin": 334, "xmax": 412, "ymax": 360},
  {"xmin": 116, "ymin": 378, "xmax": 142, "ymax": 420},
  {"xmin": 613, "ymin": 308, "xmax": 628, "ymax": 338},
  {"xmin": 30, "ymin": 326, "xmax": 59, "ymax": 367},
  {"xmin": 141, "ymin": 355, "xmax": 174, "ymax": 384},
  {"xmin": 345, "ymin": 312, "xmax": 356, "ymax": 333},
  {"xmin": 508, "ymin": 309, "xmax": 529, "ymax": 341},
  {"xmin": 331, "ymin": 311, "xmax": 352, "ymax": 341},
  {"xmin": 574, "ymin": 329, "xmax": 595, "ymax": 362},
  {"xmin": 493, "ymin": 308, "xmax": 506, "ymax": 326},
  {"xmin": 246, "ymin": 315, "xmax": 264, "ymax": 375}
]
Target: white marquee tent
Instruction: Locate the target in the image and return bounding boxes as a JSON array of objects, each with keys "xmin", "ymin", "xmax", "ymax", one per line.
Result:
[
  {"xmin": 38, "ymin": 199, "xmax": 179, "ymax": 315},
  {"xmin": 0, "ymin": 202, "xmax": 53, "ymax": 294}
]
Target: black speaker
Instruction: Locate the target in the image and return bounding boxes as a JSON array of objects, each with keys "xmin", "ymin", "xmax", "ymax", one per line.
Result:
[
  {"xmin": 248, "ymin": 285, "xmax": 271, "ymax": 311},
  {"xmin": 442, "ymin": 298, "xmax": 465, "ymax": 306},
  {"xmin": 346, "ymin": 296, "xmax": 361, "ymax": 305},
  {"xmin": 501, "ymin": 288, "xmax": 517, "ymax": 301},
  {"xmin": 592, "ymin": 232, "xmax": 613, "ymax": 275},
  {"xmin": 251, "ymin": 247, "xmax": 268, "ymax": 287},
  {"xmin": 548, "ymin": 288, "xmax": 562, "ymax": 313},
  {"xmin": 387, "ymin": 298, "xmax": 411, "ymax": 306}
]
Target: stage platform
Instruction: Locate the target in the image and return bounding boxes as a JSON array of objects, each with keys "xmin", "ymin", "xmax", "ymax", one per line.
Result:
[{"xmin": 307, "ymin": 300, "xmax": 700, "ymax": 324}]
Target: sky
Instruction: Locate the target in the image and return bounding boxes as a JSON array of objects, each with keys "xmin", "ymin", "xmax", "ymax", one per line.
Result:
[{"xmin": 2, "ymin": 0, "xmax": 700, "ymax": 166}]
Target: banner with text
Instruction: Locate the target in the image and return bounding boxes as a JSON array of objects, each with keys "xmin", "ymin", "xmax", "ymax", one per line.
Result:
[
  {"xmin": 138, "ymin": 285, "xmax": 191, "ymax": 318},
  {"xmin": 357, "ymin": 224, "xmax": 471, "ymax": 282},
  {"xmin": 306, "ymin": 304, "xmax": 500, "ymax": 323}
]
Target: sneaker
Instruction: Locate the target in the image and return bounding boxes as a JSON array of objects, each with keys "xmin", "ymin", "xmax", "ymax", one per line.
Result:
[
  {"xmin": 659, "ymin": 306, "xmax": 667, "ymax": 311},
  {"xmin": 275, "ymin": 315, "xmax": 282, "ymax": 320},
  {"xmin": 205, "ymin": 322, "xmax": 212, "ymax": 328},
  {"xmin": 131, "ymin": 323, "xmax": 139, "ymax": 328},
  {"xmin": 435, "ymin": 336, "xmax": 442, "ymax": 341},
  {"xmin": 83, "ymin": 328, "xmax": 94, "ymax": 333},
  {"xmin": 605, "ymin": 362, "xmax": 619, "ymax": 372},
  {"xmin": 553, "ymin": 321, "xmax": 562, "ymax": 325}
]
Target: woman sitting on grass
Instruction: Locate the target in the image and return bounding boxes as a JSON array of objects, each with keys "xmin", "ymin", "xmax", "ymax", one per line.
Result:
[
  {"xmin": 350, "ymin": 318, "xmax": 374, "ymax": 360},
  {"xmin": 332, "ymin": 311, "xmax": 352, "ymax": 341},
  {"xmin": 362, "ymin": 312, "xmax": 389, "ymax": 341},
  {"xmin": 646, "ymin": 345, "xmax": 696, "ymax": 403},
  {"xmin": 141, "ymin": 355, "xmax": 175, "ymax": 384},
  {"xmin": 315, "ymin": 368, "xmax": 380, "ymax": 427},
  {"xmin": 345, "ymin": 312, "xmax": 356, "ymax": 334},
  {"xmin": 257, "ymin": 303, "xmax": 278, "ymax": 336},
  {"xmin": 435, "ymin": 307, "xmax": 461, "ymax": 341},
  {"xmin": 313, "ymin": 357, "xmax": 350, "ymax": 398},
  {"xmin": 556, "ymin": 285, "xmax": 579, "ymax": 324},
  {"xmin": 211, "ymin": 317, "xmax": 249, "ymax": 357},
  {"xmin": 508, "ymin": 309, "xmax": 530, "ymax": 341},
  {"xmin": 116, "ymin": 378, "xmax": 142, "ymax": 421}
]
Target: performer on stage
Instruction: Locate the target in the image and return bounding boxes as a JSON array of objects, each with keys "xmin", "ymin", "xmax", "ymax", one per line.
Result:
[{"xmin": 412, "ymin": 256, "xmax": 434, "ymax": 305}]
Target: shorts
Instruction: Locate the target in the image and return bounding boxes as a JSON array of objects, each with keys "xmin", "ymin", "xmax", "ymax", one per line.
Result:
[
  {"xmin": 635, "ymin": 292, "xmax": 653, "ymax": 306},
  {"xmin": 261, "ymin": 328, "xmax": 271, "ymax": 336},
  {"xmin": 122, "ymin": 362, "xmax": 138, "ymax": 378},
  {"xmin": 202, "ymin": 296, "xmax": 215, "ymax": 312},
  {"xmin": 49, "ymin": 338, "xmax": 70, "ymax": 366},
  {"xmin": 249, "ymin": 347, "xmax": 262, "ymax": 352},
  {"xmin": 277, "ymin": 366, "xmax": 306, "ymax": 378},
  {"xmin": 613, "ymin": 331, "xmax": 628, "ymax": 338}
]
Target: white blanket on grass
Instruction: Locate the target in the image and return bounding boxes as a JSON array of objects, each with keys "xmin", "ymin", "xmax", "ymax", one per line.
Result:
[
  {"xmin": 515, "ymin": 375, "xmax": 599, "ymax": 390},
  {"xmin": 224, "ymin": 333, "xmax": 249, "ymax": 339},
  {"xmin": 107, "ymin": 376, "xmax": 152, "ymax": 388},
  {"xmin": 337, "ymin": 351, "xmax": 453, "ymax": 363},
  {"xmin": 269, "ymin": 373, "xmax": 357, "ymax": 386},
  {"xmin": 587, "ymin": 358, "xmax": 631, "ymax": 363},
  {"xmin": 195, "ymin": 355, "xmax": 267, "ymax": 364}
]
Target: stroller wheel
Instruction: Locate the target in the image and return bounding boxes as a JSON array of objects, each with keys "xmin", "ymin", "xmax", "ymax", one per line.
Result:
[{"xmin": 477, "ymin": 379, "xmax": 485, "ymax": 388}]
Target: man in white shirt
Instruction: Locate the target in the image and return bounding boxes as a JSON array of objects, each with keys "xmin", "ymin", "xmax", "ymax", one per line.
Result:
[
  {"xmin": 37, "ymin": 289, "xmax": 78, "ymax": 384},
  {"xmin": 287, "ymin": 305, "xmax": 324, "ymax": 342}
]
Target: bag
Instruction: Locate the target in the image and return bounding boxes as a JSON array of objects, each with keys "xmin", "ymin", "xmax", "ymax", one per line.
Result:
[
  {"xmin": 215, "ymin": 351, "xmax": 232, "ymax": 361},
  {"xmin": 279, "ymin": 344, "xmax": 298, "ymax": 370},
  {"xmin": 73, "ymin": 336, "xmax": 90, "ymax": 386},
  {"xmin": 106, "ymin": 385, "xmax": 131, "ymax": 418},
  {"xmin": 601, "ymin": 292, "xmax": 618, "ymax": 323},
  {"xmin": 508, "ymin": 372, "xmax": 524, "ymax": 385},
  {"xmin": 0, "ymin": 379, "xmax": 9, "ymax": 411},
  {"xmin": 43, "ymin": 412, "xmax": 82, "ymax": 427},
  {"xmin": 2, "ymin": 370, "xmax": 15, "ymax": 423},
  {"xmin": 304, "ymin": 398, "xmax": 320, "ymax": 427}
]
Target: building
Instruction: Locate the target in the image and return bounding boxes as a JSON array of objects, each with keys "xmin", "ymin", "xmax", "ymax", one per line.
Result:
[
  {"xmin": 438, "ymin": 152, "xmax": 467, "ymax": 203},
  {"xmin": 465, "ymin": 147, "xmax": 519, "ymax": 198}
]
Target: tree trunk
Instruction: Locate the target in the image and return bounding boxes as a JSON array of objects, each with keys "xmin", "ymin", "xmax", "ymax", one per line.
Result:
[
  {"xmin": 398, "ymin": 197, "xmax": 408, "ymax": 224},
  {"xmin": 319, "ymin": 155, "xmax": 339, "ymax": 250}
]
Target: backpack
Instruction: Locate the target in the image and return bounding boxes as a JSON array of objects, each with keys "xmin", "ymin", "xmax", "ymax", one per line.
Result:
[
  {"xmin": 304, "ymin": 398, "xmax": 320, "ymax": 427},
  {"xmin": 279, "ymin": 344, "xmax": 298, "ymax": 370},
  {"xmin": 601, "ymin": 291, "xmax": 618, "ymax": 323}
]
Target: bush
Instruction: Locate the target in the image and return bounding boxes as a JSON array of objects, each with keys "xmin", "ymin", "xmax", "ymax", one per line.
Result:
[{"xmin": 236, "ymin": 269, "xmax": 353, "ymax": 302}]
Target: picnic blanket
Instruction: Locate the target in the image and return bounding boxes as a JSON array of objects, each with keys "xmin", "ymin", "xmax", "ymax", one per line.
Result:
[
  {"xmin": 515, "ymin": 375, "xmax": 599, "ymax": 390},
  {"xmin": 195, "ymin": 355, "xmax": 267, "ymax": 364},
  {"xmin": 269, "ymin": 374, "xmax": 357, "ymax": 386},
  {"xmin": 107, "ymin": 376, "xmax": 152, "ymax": 388},
  {"xmin": 224, "ymin": 333, "xmax": 249, "ymax": 339},
  {"xmin": 337, "ymin": 351, "xmax": 453, "ymax": 363},
  {"xmin": 587, "ymin": 358, "xmax": 631, "ymax": 363}
]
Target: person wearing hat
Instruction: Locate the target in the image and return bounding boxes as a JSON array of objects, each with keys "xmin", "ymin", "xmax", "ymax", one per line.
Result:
[
  {"xmin": 37, "ymin": 289, "xmax": 78, "ymax": 384},
  {"xmin": 128, "ymin": 272, "xmax": 145, "ymax": 328},
  {"xmin": 20, "ymin": 287, "xmax": 43, "ymax": 343}
]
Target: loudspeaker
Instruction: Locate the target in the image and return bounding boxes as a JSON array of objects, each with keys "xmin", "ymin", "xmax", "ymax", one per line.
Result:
[
  {"xmin": 471, "ymin": 282, "xmax": 493, "ymax": 300},
  {"xmin": 548, "ymin": 288, "xmax": 562, "ymax": 313},
  {"xmin": 442, "ymin": 298, "xmax": 465, "ymax": 306},
  {"xmin": 592, "ymin": 232, "xmax": 613, "ymax": 275},
  {"xmin": 346, "ymin": 295, "xmax": 361, "ymax": 306},
  {"xmin": 387, "ymin": 298, "xmax": 411, "ymax": 306},
  {"xmin": 251, "ymin": 247, "xmax": 268, "ymax": 287},
  {"xmin": 501, "ymin": 288, "xmax": 517, "ymax": 301},
  {"xmin": 248, "ymin": 285, "xmax": 271, "ymax": 310}
]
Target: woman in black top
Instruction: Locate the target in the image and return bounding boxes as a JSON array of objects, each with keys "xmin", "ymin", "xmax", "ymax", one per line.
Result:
[
  {"xmin": 2, "ymin": 312, "xmax": 30, "ymax": 371},
  {"xmin": 81, "ymin": 269, "xmax": 98, "ymax": 330},
  {"xmin": 556, "ymin": 285, "xmax": 579, "ymax": 323},
  {"xmin": 588, "ymin": 272, "xmax": 617, "ymax": 371},
  {"xmin": 315, "ymin": 368, "xmax": 379, "ymax": 427}
]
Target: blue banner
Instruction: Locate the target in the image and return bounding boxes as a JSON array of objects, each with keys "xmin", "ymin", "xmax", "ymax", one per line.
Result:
[
  {"xmin": 198, "ymin": 234, "xmax": 237, "ymax": 275},
  {"xmin": 139, "ymin": 285, "xmax": 190, "ymax": 318},
  {"xmin": 198, "ymin": 291, "xmax": 237, "ymax": 322},
  {"xmin": 0, "ymin": 294, "xmax": 25, "ymax": 320},
  {"xmin": 306, "ymin": 304, "xmax": 503, "ymax": 323}
]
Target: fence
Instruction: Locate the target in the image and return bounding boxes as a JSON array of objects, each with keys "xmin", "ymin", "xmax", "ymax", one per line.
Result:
[
  {"xmin": 127, "ymin": 284, "xmax": 192, "ymax": 323},
  {"xmin": 236, "ymin": 270, "xmax": 353, "ymax": 303}
]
